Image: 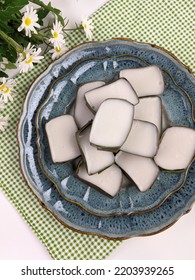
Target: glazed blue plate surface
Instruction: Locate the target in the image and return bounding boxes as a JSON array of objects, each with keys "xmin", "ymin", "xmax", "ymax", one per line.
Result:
[
  {"xmin": 18, "ymin": 39, "xmax": 195, "ymax": 239},
  {"xmin": 36, "ymin": 42, "xmax": 194, "ymax": 216}
]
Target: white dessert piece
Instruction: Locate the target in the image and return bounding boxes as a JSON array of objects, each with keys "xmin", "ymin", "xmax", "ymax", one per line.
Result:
[
  {"xmin": 115, "ymin": 151, "xmax": 159, "ymax": 192},
  {"xmin": 90, "ymin": 99, "xmax": 134, "ymax": 150},
  {"xmin": 119, "ymin": 65, "xmax": 165, "ymax": 97},
  {"xmin": 76, "ymin": 124, "xmax": 114, "ymax": 174},
  {"xmin": 77, "ymin": 163, "xmax": 122, "ymax": 197},
  {"xmin": 154, "ymin": 127, "xmax": 195, "ymax": 170},
  {"xmin": 45, "ymin": 115, "xmax": 81, "ymax": 163},
  {"xmin": 120, "ymin": 120, "xmax": 158, "ymax": 157},
  {"xmin": 74, "ymin": 81, "xmax": 105, "ymax": 128},
  {"xmin": 85, "ymin": 78, "xmax": 139, "ymax": 112},
  {"xmin": 134, "ymin": 96, "xmax": 162, "ymax": 133}
]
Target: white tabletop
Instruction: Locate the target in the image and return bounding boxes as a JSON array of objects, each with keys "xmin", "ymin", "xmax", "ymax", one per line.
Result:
[{"xmin": 0, "ymin": 0, "xmax": 195, "ymax": 260}]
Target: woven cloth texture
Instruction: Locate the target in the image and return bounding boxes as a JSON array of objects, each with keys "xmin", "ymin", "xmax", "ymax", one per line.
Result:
[{"xmin": 0, "ymin": 0, "xmax": 194, "ymax": 259}]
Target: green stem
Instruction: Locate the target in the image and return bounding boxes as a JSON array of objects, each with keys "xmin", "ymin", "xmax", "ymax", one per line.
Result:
[
  {"xmin": 40, "ymin": 25, "xmax": 52, "ymax": 31},
  {"xmin": 44, "ymin": 42, "xmax": 50, "ymax": 54},
  {"xmin": 30, "ymin": 0, "xmax": 51, "ymax": 10},
  {"xmin": 44, "ymin": 40, "xmax": 52, "ymax": 48},
  {"xmin": 0, "ymin": 30, "xmax": 23, "ymax": 52},
  {"xmin": 33, "ymin": 32, "xmax": 48, "ymax": 41}
]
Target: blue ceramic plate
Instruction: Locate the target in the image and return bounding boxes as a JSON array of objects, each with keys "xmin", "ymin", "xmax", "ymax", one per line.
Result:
[
  {"xmin": 36, "ymin": 42, "xmax": 194, "ymax": 217},
  {"xmin": 18, "ymin": 39, "xmax": 195, "ymax": 239}
]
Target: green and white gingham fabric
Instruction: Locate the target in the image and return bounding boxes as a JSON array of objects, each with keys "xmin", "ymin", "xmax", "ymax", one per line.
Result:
[{"xmin": 0, "ymin": 0, "xmax": 194, "ymax": 259}]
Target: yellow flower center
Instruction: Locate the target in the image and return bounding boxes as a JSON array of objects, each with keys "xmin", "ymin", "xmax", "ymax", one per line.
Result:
[
  {"xmin": 0, "ymin": 84, "xmax": 4, "ymax": 91},
  {"xmin": 83, "ymin": 23, "xmax": 88, "ymax": 30},
  {"xmin": 53, "ymin": 31, "xmax": 59, "ymax": 38},
  {"xmin": 24, "ymin": 17, "xmax": 32, "ymax": 26},
  {"xmin": 0, "ymin": 84, "xmax": 10, "ymax": 94},
  {"xmin": 55, "ymin": 47, "xmax": 61, "ymax": 53},
  {"xmin": 26, "ymin": 57, "xmax": 33, "ymax": 64}
]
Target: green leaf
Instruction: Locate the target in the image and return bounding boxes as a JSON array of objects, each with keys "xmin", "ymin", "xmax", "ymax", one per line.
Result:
[
  {"xmin": 1, "ymin": 0, "xmax": 28, "ymax": 10},
  {"xmin": 6, "ymin": 45, "xmax": 17, "ymax": 63},
  {"xmin": 57, "ymin": 14, "xmax": 64, "ymax": 27},
  {"xmin": 0, "ymin": 18, "xmax": 13, "ymax": 33},
  {"xmin": 48, "ymin": 2, "xmax": 61, "ymax": 15},
  {"xmin": 0, "ymin": 11, "xmax": 11, "ymax": 23},
  {"xmin": 31, "ymin": 0, "xmax": 65, "ymax": 26},
  {"xmin": 48, "ymin": 4, "xmax": 64, "ymax": 26},
  {"xmin": 4, "ymin": 61, "xmax": 17, "ymax": 69},
  {"xmin": 37, "ymin": 7, "xmax": 50, "ymax": 26},
  {"xmin": 12, "ymin": 32, "xmax": 29, "ymax": 47},
  {"xmin": 0, "ymin": 0, "xmax": 29, "ymax": 23},
  {"xmin": 0, "ymin": 70, "xmax": 8, "ymax": 77},
  {"xmin": 46, "ymin": 2, "xmax": 65, "ymax": 26},
  {"xmin": 0, "ymin": 39, "xmax": 7, "ymax": 58},
  {"xmin": 37, "ymin": 7, "xmax": 50, "ymax": 20}
]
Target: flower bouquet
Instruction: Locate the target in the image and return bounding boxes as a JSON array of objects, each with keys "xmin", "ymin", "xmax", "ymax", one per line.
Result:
[{"xmin": 0, "ymin": 0, "xmax": 93, "ymax": 131}]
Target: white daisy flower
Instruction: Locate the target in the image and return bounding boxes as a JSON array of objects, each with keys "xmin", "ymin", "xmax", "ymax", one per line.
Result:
[
  {"xmin": 18, "ymin": 47, "xmax": 44, "ymax": 73},
  {"xmin": 0, "ymin": 115, "xmax": 8, "ymax": 131},
  {"xmin": 18, "ymin": 6, "xmax": 40, "ymax": 38},
  {"xmin": 81, "ymin": 16, "xmax": 93, "ymax": 40},
  {"xmin": 49, "ymin": 45, "xmax": 68, "ymax": 60},
  {"xmin": 49, "ymin": 20, "xmax": 65, "ymax": 47},
  {"xmin": 17, "ymin": 42, "xmax": 36, "ymax": 63},
  {"xmin": 0, "ymin": 78, "xmax": 16, "ymax": 103}
]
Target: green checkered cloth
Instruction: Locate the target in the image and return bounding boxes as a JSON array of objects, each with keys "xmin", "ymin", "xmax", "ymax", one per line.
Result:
[{"xmin": 0, "ymin": 0, "xmax": 194, "ymax": 259}]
